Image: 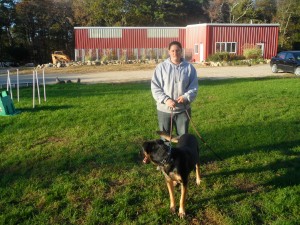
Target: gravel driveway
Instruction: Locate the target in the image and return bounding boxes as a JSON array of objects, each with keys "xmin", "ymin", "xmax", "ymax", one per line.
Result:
[
  {"xmin": 0, "ymin": 63, "xmax": 290, "ymax": 85},
  {"xmin": 72, "ymin": 63, "xmax": 282, "ymax": 83}
]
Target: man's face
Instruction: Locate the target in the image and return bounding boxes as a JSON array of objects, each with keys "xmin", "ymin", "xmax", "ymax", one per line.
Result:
[{"xmin": 168, "ymin": 44, "xmax": 182, "ymax": 63}]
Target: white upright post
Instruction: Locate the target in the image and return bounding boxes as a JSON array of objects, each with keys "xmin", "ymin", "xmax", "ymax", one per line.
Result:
[
  {"xmin": 17, "ymin": 69, "xmax": 19, "ymax": 102},
  {"xmin": 35, "ymin": 70, "xmax": 41, "ymax": 104},
  {"xmin": 7, "ymin": 70, "xmax": 9, "ymax": 91},
  {"xmin": 42, "ymin": 69, "xmax": 46, "ymax": 101},
  {"xmin": 7, "ymin": 70, "xmax": 12, "ymax": 99},
  {"xmin": 33, "ymin": 71, "xmax": 35, "ymax": 108}
]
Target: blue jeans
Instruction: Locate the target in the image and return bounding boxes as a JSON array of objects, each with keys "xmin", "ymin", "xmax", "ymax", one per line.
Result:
[{"xmin": 157, "ymin": 108, "xmax": 191, "ymax": 136}]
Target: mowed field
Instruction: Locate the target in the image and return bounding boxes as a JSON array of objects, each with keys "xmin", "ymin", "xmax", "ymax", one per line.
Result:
[{"xmin": 0, "ymin": 65, "xmax": 299, "ymax": 224}]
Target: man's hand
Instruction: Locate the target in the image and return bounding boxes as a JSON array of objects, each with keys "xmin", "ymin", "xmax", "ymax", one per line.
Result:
[{"xmin": 166, "ymin": 99, "xmax": 176, "ymax": 109}]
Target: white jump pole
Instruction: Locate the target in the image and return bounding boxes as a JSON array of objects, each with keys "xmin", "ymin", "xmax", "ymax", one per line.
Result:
[
  {"xmin": 17, "ymin": 69, "xmax": 19, "ymax": 102},
  {"xmin": 6, "ymin": 70, "xmax": 9, "ymax": 91},
  {"xmin": 7, "ymin": 70, "xmax": 13, "ymax": 99},
  {"xmin": 42, "ymin": 69, "xmax": 46, "ymax": 101},
  {"xmin": 35, "ymin": 70, "xmax": 41, "ymax": 104},
  {"xmin": 33, "ymin": 70, "xmax": 35, "ymax": 108}
]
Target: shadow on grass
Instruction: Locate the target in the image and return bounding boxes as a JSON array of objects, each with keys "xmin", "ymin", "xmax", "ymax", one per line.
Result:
[
  {"xmin": 192, "ymin": 115, "xmax": 300, "ymax": 198},
  {"xmin": 199, "ymin": 76, "xmax": 297, "ymax": 86},
  {"xmin": 46, "ymin": 82, "xmax": 151, "ymax": 98},
  {"xmin": 17, "ymin": 105, "xmax": 74, "ymax": 112},
  {"xmin": 14, "ymin": 77, "xmax": 298, "ymax": 101},
  {"xmin": 195, "ymin": 114, "xmax": 300, "ymax": 160},
  {"xmin": 10, "ymin": 82, "xmax": 151, "ymax": 101},
  {"xmin": 187, "ymin": 142, "xmax": 299, "ymax": 220},
  {"xmin": 192, "ymin": 154, "xmax": 300, "ymax": 219},
  {"xmin": 0, "ymin": 140, "xmax": 143, "ymax": 188}
]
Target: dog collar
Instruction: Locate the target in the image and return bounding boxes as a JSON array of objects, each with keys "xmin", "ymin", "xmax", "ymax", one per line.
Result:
[{"xmin": 160, "ymin": 148, "xmax": 173, "ymax": 166}]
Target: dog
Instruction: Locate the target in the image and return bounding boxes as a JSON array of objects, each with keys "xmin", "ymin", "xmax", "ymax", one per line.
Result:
[{"xmin": 142, "ymin": 132, "xmax": 201, "ymax": 218}]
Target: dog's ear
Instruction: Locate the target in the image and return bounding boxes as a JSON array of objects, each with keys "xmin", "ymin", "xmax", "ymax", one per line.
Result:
[
  {"xmin": 142, "ymin": 141, "xmax": 153, "ymax": 154},
  {"xmin": 142, "ymin": 139, "xmax": 164, "ymax": 154}
]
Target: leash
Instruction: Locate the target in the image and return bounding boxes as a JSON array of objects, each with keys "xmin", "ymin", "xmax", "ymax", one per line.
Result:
[
  {"xmin": 168, "ymin": 104, "xmax": 222, "ymax": 160},
  {"xmin": 184, "ymin": 107, "xmax": 223, "ymax": 161},
  {"xmin": 169, "ymin": 109, "xmax": 173, "ymax": 151}
]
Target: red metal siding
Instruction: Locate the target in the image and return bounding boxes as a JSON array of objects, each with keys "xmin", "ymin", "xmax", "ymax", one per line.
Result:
[
  {"xmin": 208, "ymin": 25, "xmax": 279, "ymax": 59},
  {"xmin": 186, "ymin": 25, "xmax": 207, "ymax": 62},
  {"xmin": 74, "ymin": 24, "xmax": 279, "ymax": 61},
  {"xmin": 185, "ymin": 24, "xmax": 279, "ymax": 61},
  {"xmin": 75, "ymin": 27, "xmax": 185, "ymax": 49}
]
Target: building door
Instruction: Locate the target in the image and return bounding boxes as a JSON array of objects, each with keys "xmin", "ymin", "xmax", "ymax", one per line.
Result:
[
  {"xmin": 199, "ymin": 43, "xmax": 204, "ymax": 62},
  {"xmin": 256, "ymin": 43, "xmax": 265, "ymax": 58}
]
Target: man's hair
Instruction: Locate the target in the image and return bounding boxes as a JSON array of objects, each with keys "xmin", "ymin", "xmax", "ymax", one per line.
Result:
[{"xmin": 168, "ymin": 41, "xmax": 182, "ymax": 50}]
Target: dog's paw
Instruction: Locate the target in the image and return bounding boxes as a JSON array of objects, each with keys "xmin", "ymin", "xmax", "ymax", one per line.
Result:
[
  {"xmin": 173, "ymin": 180, "xmax": 179, "ymax": 187},
  {"xmin": 178, "ymin": 208, "xmax": 186, "ymax": 218},
  {"xmin": 170, "ymin": 207, "xmax": 176, "ymax": 214},
  {"xmin": 196, "ymin": 179, "xmax": 201, "ymax": 186}
]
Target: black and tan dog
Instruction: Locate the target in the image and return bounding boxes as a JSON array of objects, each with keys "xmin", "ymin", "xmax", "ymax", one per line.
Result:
[{"xmin": 142, "ymin": 132, "xmax": 201, "ymax": 218}]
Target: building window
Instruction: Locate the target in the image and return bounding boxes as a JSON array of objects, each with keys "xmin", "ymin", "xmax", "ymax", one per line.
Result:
[
  {"xmin": 216, "ymin": 42, "xmax": 237, "ymax": 53},
  {"xmin": 194, "ymin": 44, "xmax": 199, "ymax": 54},
  {"xmin": 256, "ymin": 43, "xmax": 264, "ymax": 56}
]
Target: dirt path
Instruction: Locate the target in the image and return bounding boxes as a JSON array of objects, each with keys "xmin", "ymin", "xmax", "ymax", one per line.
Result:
[
  {"xmin": 0, "ymin": 64, "xmax": 290, "ymax": 85},
  {"xmin": 199, "ymin": 64, "xmax": 275, "ymax": 79},
  {"xmin": 76, "ymin": 63, "xmax": 282, "ymax": 83}
]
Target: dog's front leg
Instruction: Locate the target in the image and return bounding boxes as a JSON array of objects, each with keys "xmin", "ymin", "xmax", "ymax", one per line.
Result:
[
  {"xmin": 166, "ymin": 179, "xmax": 176, "ymax": 214},
  {"xmin": 178, "ymin": 183, "xmax": 187, "ymax": 218},
  {"xmin": 196, "ymin": 164, "xmax": 201, "ymax": 185}
]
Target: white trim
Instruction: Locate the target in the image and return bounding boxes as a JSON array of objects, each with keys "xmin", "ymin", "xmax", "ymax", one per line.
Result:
[
  {"xmin": 199, "ymin": 43, "xmax": 204, "ymax": 62},
  {"xmin": 75, "ymin": 23, "xmax": 279, "ymax": 30},
  {"xmin": 75, "ymin": 26, "xmax": 185, "ymax": 29},
  {"xmin": 256, "ymin": 43, "xmax": 265, "ymax": 56},
  {"xmin": 194, "ymin": 44, "xmax": 199, "ymax": 54},
  {"xmin": 215, "ymin": 42, "xmax": 237, "ymax": 53},
  {"xmin": 186, "ymin": 23, "xmax": 279, "ymax": 28}
]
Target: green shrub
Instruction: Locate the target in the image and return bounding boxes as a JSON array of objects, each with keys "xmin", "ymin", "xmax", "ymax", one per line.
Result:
[
  {"xmin": 101, "ymin": 54, "xmax": 108, "ymax": 62},
  {"xmin": 207, "ymin": 52, "xmax": 245, "ymax": 62},
  {"xmin": 207, "ymin": 52, "xmax": 230, "ymax": 62},
  {"xmin": 243, "ymin": 44, "xmax": 262, "ymax": 59}
]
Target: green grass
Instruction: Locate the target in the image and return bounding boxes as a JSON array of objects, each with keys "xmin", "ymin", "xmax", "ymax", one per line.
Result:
[{"xmin": 0, "ymin": 77, "xmax": 299, "ymax": 225}]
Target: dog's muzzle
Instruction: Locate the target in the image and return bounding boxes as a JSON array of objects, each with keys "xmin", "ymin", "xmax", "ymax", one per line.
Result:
[
  {"xmin": 143, "ymin": 156, "xmax": 150, "ymax": 164},
  {"xmin": 140, "ymin": 149, "xmax": 150, "ymax": 164}
]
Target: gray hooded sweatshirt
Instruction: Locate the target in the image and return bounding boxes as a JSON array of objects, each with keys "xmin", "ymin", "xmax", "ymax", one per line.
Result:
[{"xmin": 151, "ymin": 58, "xmax": 198, "ymax": 113}]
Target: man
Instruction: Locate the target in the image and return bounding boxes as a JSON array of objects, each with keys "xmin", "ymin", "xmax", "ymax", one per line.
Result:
[{"xmin": 151, "ymin": 41, "xmax": 198, "ymax": 137}]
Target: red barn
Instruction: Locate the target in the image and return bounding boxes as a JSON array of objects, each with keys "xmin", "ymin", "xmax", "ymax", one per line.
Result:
[
  {"xmin": 74, "ymin": 27, "xmax": 186, "ymax": 62},
  {"xmin": 186, "ymin": 23, "xmax": 279, "ymax": 62},
  {"xmin": 74, "ymin": 23, "xmax": 279, "ymax": 62}
]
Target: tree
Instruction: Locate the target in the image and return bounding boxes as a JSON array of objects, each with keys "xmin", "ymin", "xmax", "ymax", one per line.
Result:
[
  {"xmin": 205, "ymin": 0, "xmax": 256, "ymax": 23},
  {"xmin": 228, "ymin": 0, "xmax": 255, "ymax": 23},
  {"xmin": 205, "ymin": 0, "xmax": 229, "ymax": 23},
  {"xmin": 4, "ymin": 0, "xmax": 300, "ymax": 64},
  {"xmin": 0, "ymin": 0, "xmax": 16, "ymax": 60},
  {"xmin": 254, "ymin": 0, "xmax": 276, "ymax": 23},
  {"xmin": 14, "ymin": 0, "xmax": 74, "ymax": 63},
  {"xmin": 273, "ymin": 0, "xmax": 300, "ymax": 49},
  {"xmin": 72, "ymin": 0, "xmax": 129, "ymax": 26},
  {"xmin": 154, "ymin": 0, "xmax": 208, "ymax": 26}
]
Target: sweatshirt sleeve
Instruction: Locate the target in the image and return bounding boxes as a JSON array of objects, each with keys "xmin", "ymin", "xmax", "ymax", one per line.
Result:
[
  {"xmin": 151, "ymin": 65, "xmax": 170, "ymax": 104},
  {"xmin": 183, "ymin": 65, "xmax": 198, "ymax": 103}
]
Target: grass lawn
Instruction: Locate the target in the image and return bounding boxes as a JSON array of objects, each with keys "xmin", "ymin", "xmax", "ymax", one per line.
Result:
[{"xmin": 0, "ymin": 77, "xmax": 299, "ymax": 224}]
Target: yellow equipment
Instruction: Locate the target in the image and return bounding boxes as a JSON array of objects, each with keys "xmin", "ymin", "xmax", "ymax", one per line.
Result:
[{"xmin": 51, "ymin": 51, "xmax": 71, "ymax": 65}]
